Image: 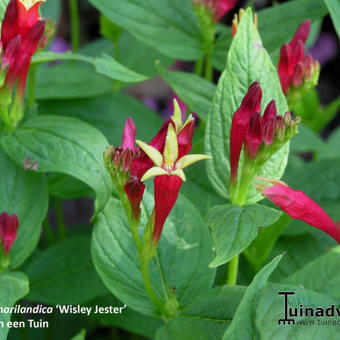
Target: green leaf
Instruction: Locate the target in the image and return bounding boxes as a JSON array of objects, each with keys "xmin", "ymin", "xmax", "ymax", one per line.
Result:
[
  {"xmin": 158, "ymin": 66, "xmax": 216, "ymax": 121},
  {"xmin": 244, "ymin": 213, "xmax": 290, "ymax": 273},
  {"xmin": 283, "ymin": 246, "xmax": 340, "ymax": 299},
  {"xmin": 35, "ymin": 62, "xmax": 113, "ymax": 100},
  {"xmin": 33, "ymin": 52, "xmax": 148, "ymax": 83},
  {"xmin": 24, "ymin": 236, "xmax": 108, "ymax": 305},
  {"xmin": 2, "ymin": 115, "xmax": 112, "ymax": 216},
  {"xmin": 0, "ymin": 148, "xmax": 48, "ymax": 268},
  {"xmin": 207, "ymin": 204, "xmax": 282, "ymax": 267},
  {"xmin": 32, "ymin": 52, "xmax": 93, "ymax": 64},
  {"xmin": 222, "ymin": 255, "xmax": 282, "ymax": 340},
  {"xmin": 93, "ymin": 54, "xmax": 148, "ymax": 83},
  {"xmin": 88, "ymin": 0, "xmax": 205, "ymax": 60},
  {"xmin": 81, "ymin": 36, "xmax": 174, "ymax": 78},
  {"xmin": 254, "ymin": 283, "xmax": 339, "ymax": 339},
  {"xmin": 327, "ymin": 126, "xmax": 340, "ymax": 157},
  {"xmin": 92, "ymin": 193, "xmax": 216, "ymax": 317},
  {"xmin": 181, "ymin": 171, "xmax": 225, "ymax": 217},
  {"xmin": 70, "ymin": 329, "xmax": 87, "ymax": 340},
  {"xmin": 290, "ymin": 124, "xmax": 330, "ymax": 156},
  {"xmin": 267, "ymin": 233, "xmax": 335, "ymax": 282},
  {"xmin": 89, "ymin": 295, "xmax": 164, "ymax": 338},
  {"xmin": 0, "ymin": 0, "xmax": 9, "ymax": 31},
  {"xmin": 156, "ymin": 286, "xmax": 245, "ymax": 340},
  {"xmin": 37, "ymin": 93, "xmax": 163, "ymax": 145},
  {"xmin": 0, "ymin": 272, "xmax": 29, "ymax": 340},
  {"xmin": 205, "ymin": 8, "xmax": 289, "ymax": 203},
  {"xmin": 284, "ymin": 159, "xmax": 340, "ymax": 202},
  {"xmin": 325, "ymin": 0, "xmax": 340, "ymax": 40},
  {"xmin": 212, "ymin": 0, "xmax": 328, "ymax": 70}
]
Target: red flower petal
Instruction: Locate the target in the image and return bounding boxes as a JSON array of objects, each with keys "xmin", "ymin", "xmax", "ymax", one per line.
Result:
[
  {"xmin": 245, "ymin": 112, "xmax": 262, "ymax": 159},
  {"xmin": 153, "ymin": 175, "xmax": 182, "ymax": 242},
  {"xmin": 0, "ymin": 212, "xmax": 19, "ymax": 255},
  {"xmin": 124, "ymin": 178, "xmax": 145, "ymax": 220},
  {"xmin": 263, "ymin": 184, "xmax": 340, "ymax": 244},
  {"xmin": 289, "ymin": 19, "xmax": 311, "ymax": 48},
  {"xmin": 121, "ymin": 117, "xmax": 136, "ymax": 151}
]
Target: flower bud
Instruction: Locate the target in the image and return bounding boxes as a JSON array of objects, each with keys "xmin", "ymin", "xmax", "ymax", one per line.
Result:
[{"xmin": 0, "ymin": 212, "xmax": 19, "ymax": 256}]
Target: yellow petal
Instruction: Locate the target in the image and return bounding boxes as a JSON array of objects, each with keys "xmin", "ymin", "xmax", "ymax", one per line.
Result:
[
  {"xmin": 164, "ymin": 124, "xmax": 178, "ymax": 168},
  {"xmin": 170, "ymin": 169, "xmax": 186, "ymax": 182},
  {"xmin": 19, "ymin": 0, "xmax": 45, "ymax": 10},
  {"xmin": 171, "ymin": 99, "xmax": 183, "ymax": 132},
  {"xmin": 179, "ymin": 114, "xmax": 195, "ymax": 132},
  {"xmin": 136, "ymin": 140, "xmax": 163, "ymax": 167},
  {"xmin": 176, "ymin": 154, "xmax": 212, "ymax": 169},
  {"xmin": 141, "ymin": 167, "xmax": 168, "ymax": 181}
]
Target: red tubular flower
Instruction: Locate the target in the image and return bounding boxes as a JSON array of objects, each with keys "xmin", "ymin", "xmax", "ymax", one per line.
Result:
[
  {"xmin": 278, "ymin": 20, "xmax": 320, "ymax": 95},
  {"xmin": 0, "ymin": 212, "xmax": 19, "ymax": 256},
  {"xmin": 1, "ymin": 0, "xmax": 46, "ymax": 94},
  {"xmin": 256, "ymin": 179, "xmax": 340, "ymax": 244},
  {"xmin": 229, "ymin": 81, "xmax": 262, "ymax": 183},
  {"xmin": 153, "ymin": 175, "xmax": 183, "ymax": 242},
  {"xmin": 137, "ymin": 121, "xmax": 211, "ymax": 243}
]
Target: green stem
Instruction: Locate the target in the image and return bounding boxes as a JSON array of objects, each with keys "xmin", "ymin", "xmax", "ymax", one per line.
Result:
[
  {"xmin": 55, "ymin": 199, "xmax": 67, "ymax": 240},
  {"xmin": 226, "ymin": 255, "xmax": 239, "ymax": 285},
  {"xmin": 139, "ymin": 255, "xmax": 164, "ymax": 313},
  {"xmin": 194, "ymin": 58, "xmax": 204, "ymax": 77},
  {"xmin": 28, "ymin": 64, "xmax": 37, "ymax": 108},
  {"xmin": 43, "ymin": 218, "xmax": 55, "ymax": 245},
  {"xmin": 204, "ymin": 54, "xmax": 213, "ymax": 82},
  {"xmin": 69, "ymin": 0, "xmax": 80, "ymax": 53}
]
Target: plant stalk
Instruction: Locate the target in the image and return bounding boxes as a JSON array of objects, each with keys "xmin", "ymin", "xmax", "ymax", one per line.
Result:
[
  {"xmin": 69, "ymin": 0, "xmax": 80, "ymax": 53},
  {"xmin": 226, "ymin": 255, "xmax": 239, "ymax": 285}
]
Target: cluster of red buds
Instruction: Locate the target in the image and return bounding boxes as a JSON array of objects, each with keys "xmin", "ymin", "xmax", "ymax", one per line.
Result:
[
  {"xmin": 229, "ymin": 82, "xmax": 300, "ymax": 204},
  {"xmin": 256, "ymin": 178, "xmax": 340, "ymax": 244},
  {"xmin": 0, "ymin": 0, "xmax": 46, "ymax": 130},
  {"xmin": 104, "ymin": 100, "xmax": 211, "ymax": 247},
  {"xmin": 278, "ymin": 20, "xmax": 320, "ymax": 100},
  {"xmin": 0, "ymin": 212, "xmax": 19, "ymax": 266},
  {"xmin": 193, "ymin": 0, "xmax": 238, "ymax": 22}
]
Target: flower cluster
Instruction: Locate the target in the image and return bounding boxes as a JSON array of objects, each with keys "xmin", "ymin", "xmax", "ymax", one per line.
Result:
[
  {"xmin": 104, "ymin": 100, "xmax": 210, "ymax": 245},
  {"xmin": 256, "ymin": 178, "xmax": 340, "ymax": 244},
  {"xmin": 278, "ymin": 20, "xmax": 320, "ymax": 98},
  {"xmin": 0, "ymin": 212, "xmax": 19, "ymax": 257},
  {"xmin": 229, "ymin": 82, "xmax": 300, "ymax": 204},
  {"xmin": 0, "ymin": 0, "xmax": 46, "ymax": 130}
]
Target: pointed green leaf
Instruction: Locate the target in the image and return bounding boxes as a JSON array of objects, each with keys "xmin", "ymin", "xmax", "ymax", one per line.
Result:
[
  {"xmin": 205, "ymin": 8, "xmax": 289, "ymax": 203},
  {"xmin": 207, "ymin": 204, "xmax": 282, "ymax": 267}
]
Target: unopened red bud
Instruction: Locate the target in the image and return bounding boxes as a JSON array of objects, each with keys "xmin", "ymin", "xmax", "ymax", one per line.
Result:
[
  {"xmin": 284, "ymin": 112, "xmax": 292, "ymax": 126},
  {"xmin": 263, "ymin": 117, "xmax": 276, "ymax": 146},
  {"xmin": 292, "ymin": 62, "xmax": 304, "ymax": 87},
  {"xmin": 245, "ymin": 112, "xmax": 262, "ymax": 159},
  {"xmin": 276, "ymin": 116, "xmax": 285, "ymax": 141},
  {"xmin": 262, "ymin": 100, "xmax": 277, "ymax": 125},
  {"xmin": 293, "ymin": 116, "xmax": 301, "ymax": 125},
  {"xmin": 291, "ymin": 40, "xmax": 304, "ymax": 65}
]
